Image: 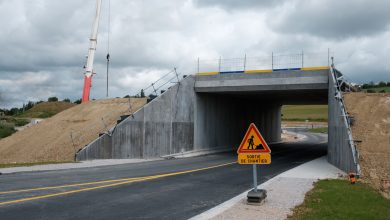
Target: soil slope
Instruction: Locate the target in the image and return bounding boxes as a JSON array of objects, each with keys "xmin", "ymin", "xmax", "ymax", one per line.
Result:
[
  {"xmin": 344, "ymin": 93, "xmax": 390, "ymax": 198},
  {"xmin": 0, "ymin": 98, "xmax": 146, "ymax": 164}
]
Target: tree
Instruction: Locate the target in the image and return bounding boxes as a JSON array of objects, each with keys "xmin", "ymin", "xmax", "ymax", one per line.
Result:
[
  {"xmin": 378, "ymin": 81, "xmax": 386, "ymax": 87},
  {"xmin": 74, "ymin": 99, "xmax": 82, "ymax": 104},
  {"xmin": 10, "ymin": 107, "xmax": 19, "ymax": 115},
  {"xmin": 48, "ymin": 97, "xmax": 58, "ymax": 102},
  {"xmin": 140, "ymin": 89, "xmax": 145, "ymax": 98},
  {"xmin": 63, "ymin": 98, "xmax": 71, "ymax": 103},
  {"xmin": 25, "ymin": 101, "xmax": 35, "ymax": 110}
]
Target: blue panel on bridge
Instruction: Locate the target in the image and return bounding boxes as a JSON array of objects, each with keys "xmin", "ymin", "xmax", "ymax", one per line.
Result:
[
  {"xmin": 219, "ymin": 70, "xmax": 245, "ymax": 74},
  {"xmin": 273, "ymin": 68, "xmax": 302, "ymax": 71}
]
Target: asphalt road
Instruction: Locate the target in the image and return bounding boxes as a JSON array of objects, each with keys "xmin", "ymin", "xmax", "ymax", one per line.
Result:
[{"xmin": 0, "ymin": 132, "xmax": 327, "ymax": 220}]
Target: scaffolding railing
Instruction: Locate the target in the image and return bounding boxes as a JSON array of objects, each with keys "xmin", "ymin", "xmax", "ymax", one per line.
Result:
[{"xmin": 196, "ymin": 51, "xmax": 332, "ymax": 73}]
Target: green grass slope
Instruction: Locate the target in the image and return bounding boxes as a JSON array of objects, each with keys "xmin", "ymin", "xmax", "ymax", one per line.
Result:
[
  {"xmin": 18, "ymin": 101, "xmax": 76, "ymax": 118},
  {"xmin": 289, "ymin": 179, "xmax": 390, "ymax": 220},
  {"xmin": 282, "ymin": 105, "xmax": 328, "ymax": 122}
]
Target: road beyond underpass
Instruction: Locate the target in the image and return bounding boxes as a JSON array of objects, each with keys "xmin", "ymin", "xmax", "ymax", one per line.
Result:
[{"xmin": 0, "ymin": 132, "xmax": 327, "ymax": 220}]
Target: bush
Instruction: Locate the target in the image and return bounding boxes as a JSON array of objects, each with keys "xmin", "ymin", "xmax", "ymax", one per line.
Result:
[
  {"xmin": 38, "ymin": 112, "xmax": 55, "ymax": 118},
  {"xmin": 366, "ymin": 89, "xmax": 376, "ymax": 93},
  {"xmin": 48, "ymin": 97, "xmax": 58, "ymax": 102},
  {"xmin": 15, "ymin": 119, "xmax": 29, "ymax": 127},
  {"xmin": 379, "ymin": 90, "xmax": 386, "ymax": 93},
  {"xmin": 0, "ymin": 123, "xmax": 16, "ymax": 138},
  {"xmin": 74, "ymin": 99, "xmax": 82, "ymax": 104},
  {"xmin": 63, "ymin": 98, "xmax": 71, "ymax": 103}
]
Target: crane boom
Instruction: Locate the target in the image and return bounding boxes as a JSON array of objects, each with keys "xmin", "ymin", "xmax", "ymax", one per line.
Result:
[{"xmin": 82, "ymin": 0, "xmax": 103, "ymax": 103}]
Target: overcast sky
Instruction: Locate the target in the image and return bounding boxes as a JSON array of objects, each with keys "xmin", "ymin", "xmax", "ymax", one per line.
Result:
[{"xmin": 1, "ymin": 0, "xmax": 390, "ymax": 108}]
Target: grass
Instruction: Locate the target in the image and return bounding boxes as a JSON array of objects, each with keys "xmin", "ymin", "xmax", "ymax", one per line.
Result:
[
  {"xmin": 0, "ymin": 161, "xmax": 77, "ymax": 169},
  {"xmin": 282, "ymin": 105, "xmax": 328, "ymax": 122},
  {"xmin": 14, "ymin": 118, "xmax": 29, "ymax": 126},
  {"xmin": 308, "ymin": 127, "xmax": 328, "ymax": 134},
  {"xmin": 0, "ymin": 123, "xmax": 16, "ymax": 138},
  {"xmin": 17, "ymin": 101, "xmax": 76, "ymax": 118},
  {"xmin": 363, "ymin": 86, "xmax": 390, "ymax": 93},
  {"xmin": 289, "ymin": 179, "xmax": 390, "ymax": 220}
]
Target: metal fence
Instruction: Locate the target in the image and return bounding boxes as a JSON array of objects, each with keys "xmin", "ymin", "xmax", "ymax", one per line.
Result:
[{"xmin": 196, "ymin": 51, "xmax": 332, "ymax": 73}]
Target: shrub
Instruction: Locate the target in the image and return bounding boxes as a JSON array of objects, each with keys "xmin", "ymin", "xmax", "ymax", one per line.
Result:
[
  {"xmin": 15, "ymin": 119, "xmax": 29, "ymax": 127},
  {"xmin": 48, "ymin": 97, "xmax": 58, "ymax": 102}
]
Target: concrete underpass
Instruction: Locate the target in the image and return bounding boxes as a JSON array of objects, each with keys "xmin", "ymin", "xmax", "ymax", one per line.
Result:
[
  {"xmin": 76, "ymin": 67, "xmax": 358, "ymax": 173},
  {"xmin": 194, "ymin": 69, "xmax": 328, "ymax": 151}
]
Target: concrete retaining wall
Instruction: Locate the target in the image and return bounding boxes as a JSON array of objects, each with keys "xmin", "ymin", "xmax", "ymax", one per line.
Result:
[
  {"xmin": 327, "ymin": 69, "xmax": 357, "ymax": 173},
  {"xmin": 76, "ymin": 76, "xmax": 196, "ymax": 160}
]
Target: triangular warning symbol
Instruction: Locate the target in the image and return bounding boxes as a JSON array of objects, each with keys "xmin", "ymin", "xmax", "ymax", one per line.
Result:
[{"xmin": 237, "ymin": 123, "xmax": 271, "ymax": 154}]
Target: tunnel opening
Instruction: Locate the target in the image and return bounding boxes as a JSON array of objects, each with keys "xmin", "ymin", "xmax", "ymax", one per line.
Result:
[{"xmin": 194, "ymin": 90, "xmax": 328, "ymax": 155}]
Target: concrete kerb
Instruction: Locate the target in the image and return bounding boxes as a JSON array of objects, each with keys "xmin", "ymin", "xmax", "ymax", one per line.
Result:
[
  {"xmin": 0, "ymin": 158, "xmax": 162, "ymax": 175},
  {"xmin": 188, "ymin": 156, "xmax": 345, "ymax": 220},
  {"xmin": 161, "ymin": 148, "xmax": 233, "ymax": 159}
]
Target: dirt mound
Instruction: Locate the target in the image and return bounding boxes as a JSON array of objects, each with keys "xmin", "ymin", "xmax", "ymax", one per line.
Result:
[
  {"xmin": 344, "ymin": 93, "xmax": 390, "ymax": 198},
  {"xmin": 0, "ymin": 98, "xmax": 146, "ymax": 164},
  {"xmin": 19, "ymin": 101, "xmax": 76, "ymax": 118}
]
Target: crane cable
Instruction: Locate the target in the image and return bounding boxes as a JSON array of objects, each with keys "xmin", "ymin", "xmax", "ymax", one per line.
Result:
[{"xmin": 105, "ymin": 0, "xmax": 110, "ymax": 98}]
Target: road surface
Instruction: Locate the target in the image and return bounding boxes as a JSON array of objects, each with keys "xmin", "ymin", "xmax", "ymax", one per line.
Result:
[{"xmin": 0, "ymin": 132, "xmax": 327, "ymax": 220}]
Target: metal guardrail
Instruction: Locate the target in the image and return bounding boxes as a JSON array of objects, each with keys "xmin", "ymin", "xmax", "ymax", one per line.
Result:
[{"xmin": 196, "ymin": 51, "xmax": 332, "ymax": 73}]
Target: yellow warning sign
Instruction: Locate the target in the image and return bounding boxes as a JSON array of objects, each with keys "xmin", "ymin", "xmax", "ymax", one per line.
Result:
[
  {"xmin": 238, "ymin": 153, "xmax": 271, "ymax": 164},
  {"xmin": 237, "ymin": 123, "xmax": 271, "ymax": 154}
]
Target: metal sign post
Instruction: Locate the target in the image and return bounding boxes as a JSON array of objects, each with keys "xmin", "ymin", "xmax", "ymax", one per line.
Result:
[
  {"xmin": 253, "ymin": 164, "xmax": 257, "ymax": 192},
  {"xmin": 237, "ymin": 123, "xmax": 271, "ymax": 204}
]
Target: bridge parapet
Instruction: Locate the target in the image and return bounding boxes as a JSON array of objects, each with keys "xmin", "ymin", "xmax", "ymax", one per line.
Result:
[{"xmin": 195, "ymin": 68, "xmax": 329, "ymax": 94}]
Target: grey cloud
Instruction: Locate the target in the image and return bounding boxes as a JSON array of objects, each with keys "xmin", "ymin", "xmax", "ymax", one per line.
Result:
[
  {"xmin": 1, "ymin": 0, "xmax": 389, "ymax": 109},
  {"xmin": 270, "ymin": 0, "xmax": 390, "ymax": 39},
  {"xmin": 195, "ymin": 0, "xmax": 285, "ymax": 10}
]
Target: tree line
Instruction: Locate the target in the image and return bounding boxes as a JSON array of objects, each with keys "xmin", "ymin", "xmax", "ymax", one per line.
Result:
[{"xmin": 361, "ymin": 81, "xmax": 390, "ymax": 89}]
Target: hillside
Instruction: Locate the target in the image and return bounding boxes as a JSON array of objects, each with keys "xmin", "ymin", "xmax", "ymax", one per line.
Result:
[
  {"xmin": 0, "ymin": 98, "xmax": 146, "ymax": 164},
  {"xmin": 282, "ymin": 105, "xmax": 328, "ymax": 121},
  {"xmin": 18, "ymin": 101, "xmax": 77, "ymax": 118},
  {"xmin": 344, "ymin": 93, "xmax": 390, "ymax": 198}
]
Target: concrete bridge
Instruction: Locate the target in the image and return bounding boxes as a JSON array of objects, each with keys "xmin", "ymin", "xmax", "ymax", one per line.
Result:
[{"xmin": 76, "ymin": 67, "xmax": 359, "ymax": 173}]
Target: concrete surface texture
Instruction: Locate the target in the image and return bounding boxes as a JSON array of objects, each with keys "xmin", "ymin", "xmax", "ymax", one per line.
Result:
[
  {"xmin": 190, "ymin": 156, "xmax": 345, "ymax": 220},
  {"xmin": 76, "ymin": 68, "xmax": 359, "ymax": 176},
  {"xmin": 327, "ymin": 68, "xmax": 358, "ymax": 173},
  {"xmin": 344, "ymin": 92, "xmax": 390, "ymax": 198},
  {"xmin": 0, "ymin": 98, "xmax": 146, "ymax": 164},
  {"xmin": 76, "ymin": 75, "xmax": 196, "ymax": 160},
  {"xmin": 77, "ymin": 69, "xmax": 331, "ymax": 161},
  {"xmin": 195, "ymin": 70, "xmax": 328, "ymax": 105}
]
